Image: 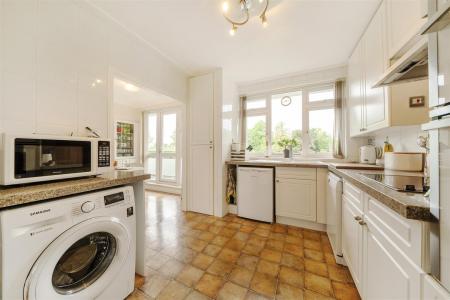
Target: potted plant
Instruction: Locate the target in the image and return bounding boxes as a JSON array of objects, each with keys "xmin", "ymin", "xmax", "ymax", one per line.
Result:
[{"xmin": 277, "ymin": 137, "xmax": 299, "ymax": 158}]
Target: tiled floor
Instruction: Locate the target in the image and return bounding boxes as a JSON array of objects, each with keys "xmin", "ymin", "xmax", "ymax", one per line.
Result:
[{"xmin": 127, "ymin": 192, "xmax": 361, "ymax": 300}]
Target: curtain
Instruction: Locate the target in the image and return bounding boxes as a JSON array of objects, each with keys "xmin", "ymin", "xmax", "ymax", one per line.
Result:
[
  {"xmin": 239, "ymin": 96, "xmax": 247, "ymax": 147},
  {"xmin": 333, "ymin": 81, "xmax": 344, "ymax": 158}
]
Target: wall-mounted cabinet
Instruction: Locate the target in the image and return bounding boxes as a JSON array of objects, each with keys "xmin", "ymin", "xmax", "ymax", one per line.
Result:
[{"xmin": 348, "ymin": 0, "xmax": 429, "ymax": 138}]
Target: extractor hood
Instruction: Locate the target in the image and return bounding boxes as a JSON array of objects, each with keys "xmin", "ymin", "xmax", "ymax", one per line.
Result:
[{"xmin": 373, "ymin": 37, "xmax": 428, "ymax": 88}]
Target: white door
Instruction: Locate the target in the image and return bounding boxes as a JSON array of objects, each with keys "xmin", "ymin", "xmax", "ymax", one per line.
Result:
[
  {"xmin": 364, "ymin": 3, "xmax": 388, "ymax": 130},
  {"xmin": 342, "ymin": 196, "xmax": 364, "ymax": 290},
  {"xmin": 189, "ymin": 73, "xmax": 214, "ymax": 145},
  {"xmin": 275, "ymin": 178, "xmax": 316, "ymax": 222},
  {"xmin": 189, "ymin": 144, "xmax": 214, "ymax": 215}
]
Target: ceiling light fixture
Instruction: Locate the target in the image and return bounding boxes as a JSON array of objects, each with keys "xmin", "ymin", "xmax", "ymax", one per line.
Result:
[{"xmin": 222, "ymin": 0, "xmax": 269, "ymax": 36}]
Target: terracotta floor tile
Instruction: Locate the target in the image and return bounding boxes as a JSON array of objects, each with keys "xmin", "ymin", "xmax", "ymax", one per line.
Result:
[
  {"xmin": 227, "ymin": 222, "xmax": 242, "ymax": 230},
  {"xmin": 277, "ymin": 282, "xmax": 305, "ymax": 300},
  {"xmin": 217, "ymin": 248, "xmax": 240, "ymax": 263},
  {"xmin": 305, "ymin": 272, "xmax": 334, "ymax": 297},
  {"xmin": 304, "ymin": 239, "xmax": 322, "ymax": 251},
  {"xmin": 234, "ymin": 232, "xmax": 250, "ymax": 241},
  {"xmin": 229, "ymin": 265, "xmax": 254, "ymax": 288},
  {"xmin": 219, "ymin": 227, "xmax": 237, "ymax": 238},
  {"xmin": 254, "ymin": 228, "xmax": 271, "ymax": 238},
  {"xmin": 185, "ymin": 290, "xmax": 211, "ymax": 300},
  {"xmin": 304, "ymin": 248, "xmax": 325, "ymax": 262},
  {"xmin": 248, "ymin": 235, "xmax": 267, "ymax": 248},
  {"xmin": 186, "ymin": 238, "xmax": 208, "ymax": 252},
  {"xmin": 287, "ymin": 227, "xmax": 303, "ymax": 237},
  {"xmin": 192, "ymin": 253, "xmax": 215, "ymax": 270},
  {"xmin": 242, "ymin": 243, "xmax": 264, "ymax": 256},
  {"xmin": 284, "ymin": 242, "xmax": 304, "ymax": 257},
  {"xmin": 139, "ymin": 274, "xmax": 170, "ymax": 298},
  {"xmin": 285, "ymin": 235, "xmax": 303, "ymax": 245},
  {"xmin": 198, "ymin": 231, "xmax": 215, "ymax": 242},
  {"xmin": 226, "ymin": 238, "xmax": 247, "ymax": 251},
  {"xmin": 203, "ymin": 244, "xmax": 222, "ymax": 257},
  {"xmin": 207, "ymin": 258, "xmax": 234, "ymax": 276},
  {"xmin": 269, "ymin": 232, "xmax": 287, "ymax": 241},
  {"xmin": 237, "ymin": 254, "xmax": 260, "ymax": 271},
  {"xmin": 158, "ymin": 258, "xmax": 185, "ymax": 278},
  {"xmin": 240, "ymin": 225, "xmax": 256, "ymax": 233},
  {"xmin": 272, "ymin": 224, "xmax": 288, "ymax": 234},
  {"xmin": 324, "ymin": 252, "xmax": 337, "ymax": 265},
  {"xmin": 126, "ymin": 289, "xmax": 152, "ymax": 300},
  {"xmin": 304, "ymin": 231, "xmax": 321, "ymax": 241},
  {"xmin": 281, "ymin": 253, "xmax": 305, "ymax": 271},
  {"xmin": 156, "ymin": 280, "xmax": 190, "ymax": 300},
  {"xmin": 176, "ymin": 265, "xmax": 204, "ymax": 287},
  {"xmin": 194, "ymin": 223, "xmax": 210, "ymax": 231},
  {"xmin": 211, "ymin": 235, "xmax": 230, "ymax": 247},
  {"xmin": 260, "ymin": 248, "xmax": 282, "ymax": 263},
  {"xmin": 146, "ymin": 253, "xmax": 171, "ymax": 270},
  {"xmin": 256, "ymin": 259, "xmax": 279, "ymax": 277},
  {"xmin": 208, "ymin": 225, "xmax": 223, "ymax": 234},
  {"xmin": 328, "ymin": 265, "xmax": 352, "ymax": 283},
  {"xmin": 305, "ymin": 259, "xmax": 329, "ymax": 277},
  {"xmin": 245, "ymin": 290, "xmax": 272, "ymax": 300},
  {"xmin": 217, "ymin": 281, "xmax": 248, "ymax": 300},
  {"xmin": 332, "ymin": 281, "xmax": 361, "ymax": 300},
  {"xmin": 135, "ymin": 274, "xmax": 145, "ymax": 289},
  {"xmin": 250, "ymin": 272, "xmax": 277, "ymax": 298},
  {"xmin": 304, "ymin": 289, "xmax": 335, "ymax": 300},
  {"xmin": 195, "ymin": 273, "xmax": 225, "ymax": 299},
  {"xmin": 265, "ymin": 239, "xmax": 284, "ymax": 252},
  {"xmin": 279, "ymin": 266, "xmax": 304, "ymax": 288}
]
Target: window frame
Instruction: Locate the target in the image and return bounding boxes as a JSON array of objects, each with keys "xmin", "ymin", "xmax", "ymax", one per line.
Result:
[{"xmin": 243, "ymin": 83, "xmax": 335, "ymax": 158}]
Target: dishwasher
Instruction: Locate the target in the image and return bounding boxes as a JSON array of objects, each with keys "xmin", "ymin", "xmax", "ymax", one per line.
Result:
[
  {"xmin": 237, "ymin": 167, "xmax": 274, "ymax": 223},
  {"xmin": 326, "ymin": 172, "xmax": 345, "ymax": 265}
]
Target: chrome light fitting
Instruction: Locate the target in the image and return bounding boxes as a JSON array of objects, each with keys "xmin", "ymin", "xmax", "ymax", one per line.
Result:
[{"xmin": 222, "ymin": 0, "xmax": 269, "ymax": 36}]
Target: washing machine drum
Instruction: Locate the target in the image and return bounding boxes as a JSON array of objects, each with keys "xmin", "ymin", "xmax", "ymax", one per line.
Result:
[{"xmin": 24, "ymin": 217, "xmax": 131, "ymax": 300}]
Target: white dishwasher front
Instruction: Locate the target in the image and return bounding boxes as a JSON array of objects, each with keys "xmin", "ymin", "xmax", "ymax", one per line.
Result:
[{"xmin": 237, "ymin": 167, "xmax": 274, "ymax": 223}]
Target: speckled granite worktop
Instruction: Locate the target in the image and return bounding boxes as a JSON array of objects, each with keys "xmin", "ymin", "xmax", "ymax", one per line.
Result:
[
  {"xmin": 226, "ymin": 160, "xmax": 328, "ymax": 168},
  {"xmin": 329, "ymin": 166, "xmax": 433, "ymax": 222},
  {"xmin": 0, "ymin": 171, "xmax": 150, "ymax": 209}
]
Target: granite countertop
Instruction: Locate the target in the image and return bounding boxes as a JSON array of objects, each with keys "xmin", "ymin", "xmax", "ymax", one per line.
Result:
[
  {"xmin": 0, "ymin": 171, "xmax": 150, "ymax": 209},
  {"xmin": 226, "ymin": 160, "xmax": 328, "ymax": 168},
  {"xmin": 329, "ymin": 166, "xmax": 433, "ymax": 221}
]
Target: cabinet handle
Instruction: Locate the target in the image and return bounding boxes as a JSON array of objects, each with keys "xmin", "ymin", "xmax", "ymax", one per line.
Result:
[
  {"xmin": 358, "ymin": 220, "xmax": 366, "ymax": 226},
  {"xmin": 354, "ymin": 216, "xmax": 362, "ymax": 221},
  {"xmin": 276, "ymin": 179, "xmax": 280, "ymax": 183}
]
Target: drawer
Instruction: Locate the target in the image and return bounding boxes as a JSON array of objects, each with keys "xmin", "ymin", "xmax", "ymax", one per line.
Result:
[
  {"xmin": 276, "ymin": 167, "xmax": 316, "ymax": 180},
  {"xmin": 343, "ymin": 181, "xmax": 363, "ymax": 211},
  {"xmin": 365, "ymin": 194, "xmax": 424, "ymax": 265}
]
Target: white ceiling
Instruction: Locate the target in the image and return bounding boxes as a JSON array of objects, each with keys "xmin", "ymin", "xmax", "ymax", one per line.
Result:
[
  {"xmin": 92, "ymin": 0, "xmax": 381, "ymax": 83},
  {"xmin": 114, "ymin": 78, "xmax": 179, "ymax": 110}
]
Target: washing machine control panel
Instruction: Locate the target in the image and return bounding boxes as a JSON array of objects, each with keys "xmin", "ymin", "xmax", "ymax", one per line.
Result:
[{"xmin": 81, "ymin": 201, "xmax": 96, "ymax": 213}]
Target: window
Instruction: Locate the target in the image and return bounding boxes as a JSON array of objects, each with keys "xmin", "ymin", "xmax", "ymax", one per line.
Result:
[
  {"xmin": 144, "ymin": 110, "xmax": 180, "ymax": 185},
  {"xmin": 116, "ymin": 122, "xmax": 135, "ymax": 157},
  {"xmin": 244, "ymin": 84, "xmax": 335, "ymax": 157}
]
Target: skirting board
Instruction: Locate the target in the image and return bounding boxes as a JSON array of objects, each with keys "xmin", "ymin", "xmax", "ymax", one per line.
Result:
[
  {"xmin": 144, "ymin": 182, "xmax": 182, "ymax": 195},
  {"xmin": 228, "ymin": 204, "xmax": 237, "ymax": 214},
  {"xmin": 276, "ymin": 216, "xmax": 327, "ymax": 232}
]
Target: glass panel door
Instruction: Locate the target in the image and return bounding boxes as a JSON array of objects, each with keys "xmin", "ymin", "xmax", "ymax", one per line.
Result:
[{"xmin": 144, "ymin": 110, "xmax": 179, "ymax": 185}]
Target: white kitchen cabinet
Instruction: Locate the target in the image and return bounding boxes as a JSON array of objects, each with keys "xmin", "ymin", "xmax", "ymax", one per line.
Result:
[
  {"xmin": 342, "ymin": 181, "xmax": 428, "ymax": 300},
  {"xmin": 276, "ymin": 177, "xmax": 317, "ymax": 222},
  {"xmin": 385, "ymin": 0, "xmax": 428, "ymax": 60},
  {"xmin": 189, "ymin": 144, "xmax": 214, "ymax": 215},
  {"xmin": 189, "ymin": 73, "xmax": 214, "ymax": 145},
  {"xmin": 342, "ymin": 195, "xmax": 364, "ymax": 290},
  {"xmin": 347, "ymin": 41, "xmax": 365, "ymax": 137},
  {"xmin": 422, "ymin": 274, "xmax": 450, "ymax": 300},
  {"xmin": 363, "ymin": 1, "xmax": 388, "ymax": 130}
]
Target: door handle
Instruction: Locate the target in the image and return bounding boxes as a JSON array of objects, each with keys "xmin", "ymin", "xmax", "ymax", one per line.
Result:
[
  {"xmin": 358, "ymin": 220, "xmax": 366, "ymax": 226},
  {"xmin": 354, "ymin": 216, "xmax": 362, "ymax": 221}
]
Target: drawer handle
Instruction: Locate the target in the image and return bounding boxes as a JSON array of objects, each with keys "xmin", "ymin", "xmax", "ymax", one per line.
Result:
[
  {"xmin": 354, "ymin": 216, "xmax": 362, "ymax": 221},
  {"xmin": 358, "ymin": 220, "xmax": 366, "ymax": 226}
]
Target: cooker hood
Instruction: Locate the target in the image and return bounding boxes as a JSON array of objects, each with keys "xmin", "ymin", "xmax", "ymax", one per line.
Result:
[{"xmin": 373, "ymin": 38, "xmax": 428, "ymax": 88}]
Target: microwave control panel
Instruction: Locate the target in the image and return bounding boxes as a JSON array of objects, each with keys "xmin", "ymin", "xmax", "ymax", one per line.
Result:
[{"xmin": 98, "ymin": 141, "xmax": 111, "ymax": 167}]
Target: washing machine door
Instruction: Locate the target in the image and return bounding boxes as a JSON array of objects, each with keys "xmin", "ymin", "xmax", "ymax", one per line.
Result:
[{"xmin": 24, "ymin": 217, "xmax": 131, "ymax": 300}]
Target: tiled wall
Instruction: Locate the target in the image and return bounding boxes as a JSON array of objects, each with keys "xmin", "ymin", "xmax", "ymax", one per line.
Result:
[{"xmin": 368, "ymin": 125, "xmax": 427, "ymax": 153}]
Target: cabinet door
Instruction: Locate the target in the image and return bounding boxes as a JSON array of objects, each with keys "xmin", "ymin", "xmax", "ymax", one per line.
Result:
[
  {"xmin": 342, "ymin": 196, "xmax": 364, "ymax": 291},
  {"xmin": 347, "ymin": 41, "xmax": 364, "ymax": 137},
  {"xmin": 386, "ymin": 0, "xmax": 427, "ymax": 59},
  {"xmin": 364, "ymin": 217, "xmax": 423, "ymax": 300},
  {"xmin": 364, "ymin": 3, "xmax": 388, "ymax": 130},
  {"xmin": 189, "ymin": 74, "xmax": 214, "ymax": 145},
  {"xmin": 189, "ymin": 144, "xmax": 214, "ymax": 215},
  {"xmin": 276, "ymin": 178, "xmax": 316, "ymax": 222}
]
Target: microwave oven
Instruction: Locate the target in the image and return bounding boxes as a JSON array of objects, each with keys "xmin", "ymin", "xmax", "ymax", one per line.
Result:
[{"xmin": 0, "ymin": 134, "xmax": 112, "ymax": 185}]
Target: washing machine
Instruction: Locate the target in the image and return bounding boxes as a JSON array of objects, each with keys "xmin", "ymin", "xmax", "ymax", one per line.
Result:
[{"xmin": 0, "ymin": 186, "xmax": 136, "ymax": 300}]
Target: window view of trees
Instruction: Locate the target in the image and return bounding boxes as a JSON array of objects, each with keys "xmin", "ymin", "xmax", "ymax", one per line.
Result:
[
  {"xmin": 309, "ymin": 128, "xmax": 332, "ymax": 153},
  {"xmin": 246, "ymin": 119, "xmax": 266, "ymax": 153},
  {"xmin": 271, "ymin": 122, "xmax": 302, "ymax": 153}
]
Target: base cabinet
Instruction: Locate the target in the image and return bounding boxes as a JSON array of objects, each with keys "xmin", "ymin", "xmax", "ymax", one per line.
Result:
[
  {"xmin": 342, "ymin": 181, "xmax": 427, "ymax": 300},
  {"xmin": 276, "ymin": 178, "xmax": 316, "ymax": 222}
]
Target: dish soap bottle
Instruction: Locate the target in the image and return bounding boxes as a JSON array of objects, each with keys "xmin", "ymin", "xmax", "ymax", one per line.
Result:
[{"xmin": 384, "ymin": 137, "xmax": 394, "ymax": 153}]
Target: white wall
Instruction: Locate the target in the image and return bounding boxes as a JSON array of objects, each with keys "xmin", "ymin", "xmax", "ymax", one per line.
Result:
[
  {"xmin": 113, "ymin": 102, "xmax": 143, "ymax": 166},
  {"xmin": 368, "ymin": 125, "xmax": 426, "ymax": 153},
  {"xmin": 0, "ymin": 0, "xmax": 187, "ymax": 138}
]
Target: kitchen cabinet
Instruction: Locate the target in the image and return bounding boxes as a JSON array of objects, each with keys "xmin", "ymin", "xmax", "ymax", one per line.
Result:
[
  {"xmin": 342, "ymin": 194, "xmax": 364, "ymax": 290},
  {"xmin": 189, "ymin": 73, "xmax": 214, "ymax": 145},
  {"xmin": 385, "ymin": 0, "xmax": 428, "ymax": 60},
  {"xmin": 189, "ymin": 144, "xmax": 214, "ymax": 215},
  {"xmin": 342, "ymin": 181, "xmax": 427, "ymax": 299},
  {"xmin": 347, "ymin": 0, "xmax": 429, "ymax": 137},
  {"xmin": 276, "ymin": 177, "xmax": 317, "ymax": 222}
]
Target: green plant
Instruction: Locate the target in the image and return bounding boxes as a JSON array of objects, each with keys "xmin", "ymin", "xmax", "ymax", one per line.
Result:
[{"xmin": 277, "ymin": 137, "xmax": 299, "ymax": 150}]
